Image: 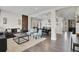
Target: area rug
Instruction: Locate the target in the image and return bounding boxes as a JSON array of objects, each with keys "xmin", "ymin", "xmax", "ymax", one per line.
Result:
[{"xmin": 7, "ymin": 37, "xmax": 46, "ymax": 52}]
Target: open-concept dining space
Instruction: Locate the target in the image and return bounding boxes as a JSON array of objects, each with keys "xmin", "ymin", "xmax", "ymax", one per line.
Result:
[{"xmin": 0, "ymin": 6, "xmax": 79, "ymax": 52}]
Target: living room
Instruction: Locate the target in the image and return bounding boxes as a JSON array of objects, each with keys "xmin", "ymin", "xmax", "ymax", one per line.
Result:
[
  {"xmin": 0, "ymin": 6, "xmax": 79, "ymax": 52},
  {"xmin": 0, "ymin": 6, "xmax": 51, "ymax": 52},
  {"xmin": 0, "ymin": 0, "xmax": 79, "ymax": 59}
]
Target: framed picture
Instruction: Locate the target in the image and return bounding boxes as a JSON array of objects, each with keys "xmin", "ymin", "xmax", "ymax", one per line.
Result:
[{"xmin": 3, "ymin": 17, "xmax": 7, "ymax": 24}]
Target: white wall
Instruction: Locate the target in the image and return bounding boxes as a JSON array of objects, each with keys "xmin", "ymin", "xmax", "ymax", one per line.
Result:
[
  {"xmin": 76, "ymin": 23, "xmax": 79, "ymax": 33},
  {"xmin": 0, "ymin": 10, "xmax": 22, "ymax": 30},
  {"xmin": 56, "ymin": 16, "xmax": 63, "ymax": 34},
  {"xmin": 41, "ymin": 19, "xmax": 50, "ymax": 28},
  {"xmin": 28, "ymin": 16, "xmax": 32, "ymax": 30},
  {"xmin": 75, "ymin": 7, "xmax": 79, "ymax": 33},
  {"xmin": 63, "ymin": 19, "xmax": 68, "ymax": 32}
]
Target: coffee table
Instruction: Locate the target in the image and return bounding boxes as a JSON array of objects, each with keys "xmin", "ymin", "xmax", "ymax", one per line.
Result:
[{"xmin": 13, "ymin": 33, "xmax": 29, "ymax": 44}]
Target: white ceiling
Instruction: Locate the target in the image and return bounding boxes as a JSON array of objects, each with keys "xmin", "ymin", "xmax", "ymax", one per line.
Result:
[
  {"xmin": 0, "ymin": 6, "xmax": 68, "ymax": 16},
  {"xmin": 56, "ymin": 7, "xmax": 77, "ymax": 20}
]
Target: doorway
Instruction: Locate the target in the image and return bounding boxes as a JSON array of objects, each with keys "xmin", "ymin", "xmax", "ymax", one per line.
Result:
[
  {"xmin": 22, "ymin": 15, "xmax": 28, "ymax": 32},
  {"xmin": 68, "ymin": 20, "xmax": 76, "ymax": 34}
]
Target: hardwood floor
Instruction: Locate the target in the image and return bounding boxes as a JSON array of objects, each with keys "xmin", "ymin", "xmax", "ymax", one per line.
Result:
[{"xmin": 23, "ymin": 32, "xmax": 72, "ymax": 52}]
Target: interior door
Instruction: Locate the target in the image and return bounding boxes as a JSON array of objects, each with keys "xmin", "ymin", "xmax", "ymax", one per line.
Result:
[{"xmin": 22, "ymin": 15, "xmax": 28, "ymax": 31}]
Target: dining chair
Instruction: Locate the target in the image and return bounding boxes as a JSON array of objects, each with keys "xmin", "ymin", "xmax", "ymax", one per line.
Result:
[{"xmin": 33, "ymin": 29, "xmax": 42, "ymax": 39}]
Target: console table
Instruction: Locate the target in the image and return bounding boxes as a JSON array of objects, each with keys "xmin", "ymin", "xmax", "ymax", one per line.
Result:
[{"xmin": 71, "ymin": 34, "xmax": 79, "ymax": 52}]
